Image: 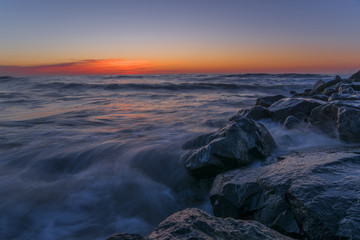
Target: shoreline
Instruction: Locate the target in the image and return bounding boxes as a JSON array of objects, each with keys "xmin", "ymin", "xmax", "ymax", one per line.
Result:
[{"xmin": 107, "ymin": 70, "xmax": 360, "ymax": 240}]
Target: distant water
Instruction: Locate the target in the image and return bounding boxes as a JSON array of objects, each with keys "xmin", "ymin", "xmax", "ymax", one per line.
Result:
[{"xmin": 0, "ymin": 74, "xmax": 337, "ymax": 239}]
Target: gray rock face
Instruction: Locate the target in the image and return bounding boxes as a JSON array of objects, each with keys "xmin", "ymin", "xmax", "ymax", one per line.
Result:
[
  {"xmin": 147, "ymin": 208, "xmax": 293, "ymax": 240},
  {"xmin": 106, "ymin": 233, "xmax": 144, "ymax": 240},
  {"xmin": 210, "ymin": 149, "xmax": 360, "ymax": 239},
  {"xmin": 310, "ymin": 102, "xmax": 360, "ymax": 142},
  {"xmin": 235, "ymin": 105, "xmax": 271, "ymax": 121},
  {"xmin": 256, "ymin": 95, "xmax": 286, "ymax": 108},
  {"xmin": 268, "ymin": 98, "xmax": 324, "ymax": 123},
  {"xmin": 182, "ymin": 118, "xmax": 276, "ymax": 179},
  {"xmin": 337, "ymin": 106, "xmax": 360, "ymax": 143},
  {"xmin": 310, "ymin": 103, "xmax": 339, "ymax": 137}
]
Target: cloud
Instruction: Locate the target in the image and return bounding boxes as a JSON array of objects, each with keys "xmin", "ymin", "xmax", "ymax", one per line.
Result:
[{"xmin": 0, "ymin": 59, "xmax": 158, "ymax": 76}]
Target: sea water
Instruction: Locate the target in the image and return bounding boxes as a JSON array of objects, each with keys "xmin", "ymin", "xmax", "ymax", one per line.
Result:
[{"xmin": 0, "ymin": 74, "xmax": 337, "ymax": 239}]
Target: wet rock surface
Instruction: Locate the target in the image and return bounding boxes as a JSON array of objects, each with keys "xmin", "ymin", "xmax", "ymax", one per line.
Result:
[
  {"xmin": 256, "ymin": 94, "xmax": 286, "ymax": 108},
  {"xmin": 310, "ymin": 101, "xmax": 360, "ymax": 142},
  {"xmin": 182, "ymin": 117, "xmax": 276, "ymax": 179},
  {"xmin": 236, "ymin": 105, "xmax": 271, "ymax": 121},
  {"xmin": 268, "ymin": 98, "xmax": 324, "ymax": 123},
  {"xmin": 350, "ymin": 70, "xmax": 360, "ymax": 81},
  {"xmin": 210, "ymin": 148, "xmax": 360, "ymax": 239},
  {"xmin": 147, "ymin": 208, "xmax": 293, "ymax": 240}
]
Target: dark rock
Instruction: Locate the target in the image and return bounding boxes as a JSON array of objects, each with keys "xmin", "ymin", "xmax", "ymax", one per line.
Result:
[
  {"xmin": 324, "ymin": 88, "xmax": 337, "ymax": 96},
  {"xmin": 315, "ymin": 77, "xmax": 342, "ymax": 93},
  {"xmin": 182, "ymin": 117, "xmax": 276, "ymax": 179},
  {"xmin": 294, "ymin": 112, "xmax": 308, "ymax": 121},
  {"xmin": 289, "ymin": 90, "xmax": 297, "ymax": 95},
  {"xmin": 268, "ymin": 98, "xmax": 324, "ymax": 123},
  {"xmin": 309, "ymin": 103, "xmax": 339, "ymax": 137},
  {"xmin": 210, "ymin": 149, "xmax": 360, "ymax": 239},
  {"xmin": 338, "ymin": 84, "xmax": 354, "ymax": 94},
  {"xmin": 106, "ymin": 233, "xmax": 144, "ymax": 240},
  {"xmin": 310, "ymin": 102, "xmax": 360, "ymax": 142},
  {"xmin": 351, "ymin": 83, "xmax": 360, "ymax": 91},
  {"xmin": 283, "ymin": 116, "xmax": 300, "ymax": 129},
  {"xmin": 335, "ymin": 74, "xmax": 342, "ymax": 81},
  {"xmin": 292, "ymin": 90, "xmax": 317, "ymax": 98},
  {"xmin": 349, "ymin": 70, "xmax": 360, "ymax": 81},
  {"xmin": 313, "ymin": 79, "xmax": 324, "ymax": 90},
  {"xmin": 256, "ymin": 95, "xmax": 286, "ymax": 108},
  {"xmin": 147, "ymin": 208, "xmax": 293, "ymax": 240},
  {"xmin": 236, "ymin": 105, "xmax": 271, "ymax": 121},
  {"xmin": 337, "ymin": 106, "xmax": 360, "ymax": 143},
  {"xmin": 328, "ymin": 93, "xmax": 360, "ymax": 101},
  {"xmin": 182, "ymin": 133, "xmax": 216, "ymax": 150},
  {"xmin": 311, "ymin": 94, "xmax": 328, "ymax": 101}
]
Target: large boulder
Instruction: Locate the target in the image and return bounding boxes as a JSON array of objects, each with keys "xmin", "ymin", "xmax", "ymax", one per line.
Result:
[
  {"xmin": 256, "ymin": 95, "xmax": 286, "ymax": 108},
  {"xmin": 268, "ymin": 98, "xmax": 324, "ymax": 123},
  {"xmin": 315, "ymin": 76, "xmax": 342, "ymax": 93},
  {"xmin": 210, "ymin": 149, "xmax": 360, "ymax": 239},
  {"xmin": 349, "ymin": 70, "xmax": 360, "ymax": 81},
  {"xmin": 234, "ymin": 105, "xmax": 271, "ymax": 121},
  {"xmin": 337, "ymin": 106, "xmax": 360, "ymax": 142},
  {"xmin": 147, "ymin": 208, "xmax": 293, "ymax": 240},
  {"xmin": 310, "ymin": 101, "xmax": 360, "ymax": 142},
  {"xmin": 182, "ymin": 118, "xmax": 276, "ymax": 179}
]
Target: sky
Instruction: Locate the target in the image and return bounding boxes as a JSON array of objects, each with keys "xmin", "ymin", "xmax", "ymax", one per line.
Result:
[{"xmin": 1, "ymin": 0, "xmax": 360, "ymax": 75}]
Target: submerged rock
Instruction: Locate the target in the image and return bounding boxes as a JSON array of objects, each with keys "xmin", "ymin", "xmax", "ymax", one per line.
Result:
[
  {"xmin": 182, "ymin": 117, "xmax": 276, "ymax": 179},
  {"xmin": 256, "ymin": 95, "xmax": 285, "ymax": 108},
  {"xmin": 268, "ymin": 98, "xmax": 324, "ymax": 123},
  {"xmin": 147, "ymin": 208, "xmax": 293, "ymax": 240},
  {"xmin": 210, "ymin": 149, "xmax": 360, "ymax": 239}
]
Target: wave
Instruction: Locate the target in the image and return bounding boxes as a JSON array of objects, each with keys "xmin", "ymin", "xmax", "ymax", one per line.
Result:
[{"xmin": 32, "ymin": 81, "xmax": 315, "ymax": 92}]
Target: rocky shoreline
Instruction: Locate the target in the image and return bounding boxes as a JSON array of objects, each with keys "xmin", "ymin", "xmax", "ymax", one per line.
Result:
[{"xmin": 107, "ymin": 71, "xmax": 360, "ymax": 240}]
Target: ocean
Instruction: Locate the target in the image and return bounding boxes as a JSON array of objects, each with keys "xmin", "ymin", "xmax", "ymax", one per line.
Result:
[{"xmin": 0, "ymin": 74, "xmax": 339, "ymax": 239}]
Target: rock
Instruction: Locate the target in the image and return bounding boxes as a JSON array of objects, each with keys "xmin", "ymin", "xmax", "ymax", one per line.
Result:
[
  {"xmin": 315, "ymin": 77, "xmax": 342, "ymax": 93},
  {"xmin": 350, "ymin": 70, "xmax": 360, "ymax": 81},
  {"xmin": 255, "ymin": 95, "xmax": 286, "ymax": 108},
  {"xmin": 268, "ymin": 98, "xmax": 324, "ymax": 123},
  {"xmin": 182, "ymin": 133, "xmax": 216, "ymax": 150},
  {"xmin": 328, "ymin": 93, "xmax": 360, "ymax": 101},
  {"xmin": 309, "ymin": 103, "xmax": 339, "ymax": 137},
  {"xmin": 147, "ymin": 208, "xmax": 293, "ymax": 240},
  {"xmin": 106, "ymin": 233, "xmax": 144, "ymax": 240},
  {"xmin": 313, "ymin": 79, "xmax": 324, "ymax": 90},
  {"xmin": 283, "ymin": 116, "xmax": 300, "ymax": 129},
  {"xmin": 210, "ymin": 149, "xmax": 360, "ymax": 239},
  {"xmin": 289, "ymin": 90, "xmax": 297, "ymax": 95},
  {"xmin": 310, "ymin": 101, "xmax": 360, "ymax": 142},
  {"xmin": 337, "ymin": 106, "xmax": 360, "ymax": 143},
  {"xmin": 182, "ymin": 117, "xmax": 276, "ymax": 179},
  {"xmin": 235, "ymin": 105, "xmax": 271, "ymax": 121},
  {"xmin": 311, "ymin": 94, "xmax": 328, "ymax": 101},
  {"xmin": 324, "ymin": 88, "xmax": 336, "ymax": 97},
  {"xmin": 338, "ymin": 84, "xmax": 354, "ymax": 94}
]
